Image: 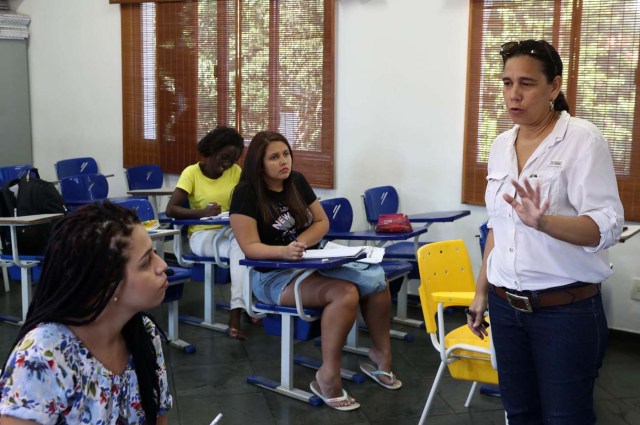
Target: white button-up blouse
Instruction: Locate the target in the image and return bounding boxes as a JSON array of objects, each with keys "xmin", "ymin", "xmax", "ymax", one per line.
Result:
[{"xmin": 485, "ymin": 111, "xmax": 624, "ymax": 291}]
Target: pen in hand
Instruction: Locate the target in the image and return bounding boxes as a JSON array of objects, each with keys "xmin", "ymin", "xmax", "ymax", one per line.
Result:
[{"xmin": 285, "ymin": 230, "xmax": 307, "ymax": 253}]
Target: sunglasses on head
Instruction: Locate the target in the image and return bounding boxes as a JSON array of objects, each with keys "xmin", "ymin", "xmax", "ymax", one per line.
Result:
[{"xmin": 500, "ymin": 40, "xmax": 559, "ymax": 76}]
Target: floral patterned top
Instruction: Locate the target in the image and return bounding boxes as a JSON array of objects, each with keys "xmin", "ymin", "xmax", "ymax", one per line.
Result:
[{"xmin": 0, "ymin": 317, "xmax": 172, "ymax": 424}]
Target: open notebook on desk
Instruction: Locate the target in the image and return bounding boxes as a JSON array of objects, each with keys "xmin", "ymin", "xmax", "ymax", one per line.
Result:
[{"xmin": 303, "ymin": 241, "xmax": 385, "ymax": 264}]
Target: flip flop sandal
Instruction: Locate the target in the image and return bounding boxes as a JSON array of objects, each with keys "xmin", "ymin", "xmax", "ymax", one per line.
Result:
[
  {"xmin": 309, "ymin": 380, "xmax": 360, "ymax": 411},
  {"xmin": 359, "ymin": 362, "xmax": 403, "ymax": 390}
]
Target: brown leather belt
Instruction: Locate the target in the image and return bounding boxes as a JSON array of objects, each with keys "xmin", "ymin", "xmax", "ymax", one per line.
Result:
[{"xmin": 491, "ymin": 283, "xmax": 599, "ymax": 313}]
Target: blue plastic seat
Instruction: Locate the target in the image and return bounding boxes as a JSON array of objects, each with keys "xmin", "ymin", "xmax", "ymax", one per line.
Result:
[
  {"xmin": 112, "ymin": 198, "xmax": 155, "ymax": 222},
  {"xmin": 0, "ymin": 165, "xmax": 32, "ymax": 187},
  {"xmin": 125, "ymin": 164, "xmax": 170, "ymax": 225},
  {"xmin": 362, "ymin": 185, "xmax": 430, "ymax": 275},
  {"xmin": 478, "ymin": 220, "xmax": 489, "ymax": 256},
  {"xmin": 320, "ymin": 197, "xmax": 416, "ymax": 340},
  {"xmin": 0, "ymin": 164, "xmax": 33, "ymax": 291},
  {"xmin": 125, "ymin": 164, "xmax": 164, "ymax": 190},
  {"xmin": 59, "ymin": 174, "xmax": 109, "ymax": 210},
  {"xmin": 54, "ymin": 157, "xmax": 99, "ymax": 180}
]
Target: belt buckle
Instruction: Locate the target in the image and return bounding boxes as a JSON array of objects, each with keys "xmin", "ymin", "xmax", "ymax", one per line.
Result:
[{"xmin": 506, "ymin": 291, "xmax": 533, "ymax": 313}]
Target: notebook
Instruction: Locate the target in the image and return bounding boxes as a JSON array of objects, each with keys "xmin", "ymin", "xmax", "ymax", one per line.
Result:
[{"xmin": 302, "ymin": 242, "xmax": 385, "ymax": 263}]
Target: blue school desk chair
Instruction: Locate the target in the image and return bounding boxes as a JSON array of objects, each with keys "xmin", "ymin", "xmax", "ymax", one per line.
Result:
[
  {"xmin": 58, "ymin": 173, "xmax": 109, "ymax": 211},
  {"xmin": 362, "ymin": 185, "xmax": 431, "ymax": 271},
  {"xmin": 125, "ymin": 164, "xmax": 164, "ymax": 190},
  {"xmin": 0, "ymin": 164, "xmax": 32, "ymax": 290},
  {"xmin": 54, "ymin": 157, "xmax": 99, "ymax": 180},
  {"xmin": 169, "ymin": 216, "xmax": 232, "ymax": 335},
  {"xmin": 240, "ymin": 255, "xmax": 366, "ymax": 407},
  {"xmin": 320, "ymin": 197, "xmax": 415, "ymax": 346},
  {"xmin": 0, "ymin": 164, "xmax": 32, "ymax": 186},
  {"xmin": 124, "ymin": 164, "xmax": 171, "ymax": 225},
  {"xmin": 112, "ymin": 198, "xmax": 195, "ymax": 353},
  {"xmin": 0, "ymin": 214, "xmax": 62, "ymax": 324}
]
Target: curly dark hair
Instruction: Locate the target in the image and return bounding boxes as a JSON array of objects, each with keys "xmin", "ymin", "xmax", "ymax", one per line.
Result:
[{"xmin": 197, "ymin": 125, "xmax": 244, "ymax": 158}]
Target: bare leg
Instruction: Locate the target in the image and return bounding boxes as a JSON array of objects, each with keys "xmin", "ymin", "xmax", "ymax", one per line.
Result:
[
  {"xmin": 360, "ymin": 285, "xmax": 396, "ymax": 384},
  {"xmin": 280, "ymin": 274, "xmax": 359, "ymax": 404}
]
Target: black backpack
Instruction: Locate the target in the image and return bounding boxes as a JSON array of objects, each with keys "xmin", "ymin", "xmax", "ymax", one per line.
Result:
[{"xmin": 0, "ymin": 168, "xmax": 66, "ymax": 255}]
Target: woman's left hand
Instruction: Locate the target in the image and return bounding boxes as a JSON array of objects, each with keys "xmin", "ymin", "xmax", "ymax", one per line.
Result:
[{"xmin": 503, "ymin": 178, "xmax": 550, "ymax": 230}]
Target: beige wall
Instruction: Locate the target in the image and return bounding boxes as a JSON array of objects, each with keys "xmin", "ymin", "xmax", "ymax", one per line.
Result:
[{"xmin": 10, "ymin": 0, "xmax": 640, "ymax": 333}]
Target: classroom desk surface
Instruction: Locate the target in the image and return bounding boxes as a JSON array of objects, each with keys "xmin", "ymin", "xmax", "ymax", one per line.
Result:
[
  {"xmin": 170, "ymin": 217, "xmax": 230, "ymax": 226},
  {"xmin": 127, "ymin": 188, "xmax": 175, "ymax": 196},
  {"xmin": 407, "ymin": 209, "xmax": 470, "ymax": 223},
  {"xmin": 324, "ymin": 226, "xmax": 430, "ymax": 241},
  {"xmin": 147, "ymin": 228, "xmax": 180, "ymax": 240},
  {"xmin": 0, "ymin": 213, "xmax": 64, "ymax": 225}
]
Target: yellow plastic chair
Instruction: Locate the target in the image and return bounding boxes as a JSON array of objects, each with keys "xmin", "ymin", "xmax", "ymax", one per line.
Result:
[{"xmin": 416, "ymin": 239, "xmax": 498, "ymax": 424}]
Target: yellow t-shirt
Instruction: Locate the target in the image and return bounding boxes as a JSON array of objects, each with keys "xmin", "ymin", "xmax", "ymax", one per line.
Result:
[{"xmin": 176, "ymin": 163, "xmax": 241, "ymax": 236}]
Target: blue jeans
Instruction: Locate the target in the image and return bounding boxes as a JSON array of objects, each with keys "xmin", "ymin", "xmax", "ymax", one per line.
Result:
[{"xmin": 488, "ymin": 287, "xmax": 608, "ymax": 425}]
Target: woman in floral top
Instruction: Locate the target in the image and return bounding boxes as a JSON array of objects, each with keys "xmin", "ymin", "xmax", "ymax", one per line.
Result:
[{"xmin": 0, "ymin": 201, "xmax": 172, "ymax": 424}]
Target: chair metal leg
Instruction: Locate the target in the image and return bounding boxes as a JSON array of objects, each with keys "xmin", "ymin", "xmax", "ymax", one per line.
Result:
[
  {"xmin": 2, "ymin": 265, "xmax": 9, "ymax": 292},
  {"xmin": 418, "ymin": 361, "xmax": 447, "ymax": 425},
  {"xmin": 343, "ymin": 317, "xmax": 370, "ymax": 356},
  {"xmin": 165, "ymin": 299, "xmax": 196, "ymax": 354},
  {"xmin": 180, "ymin": 262, "xmax": 228, "ymax": 333},
  {"xmin": 20, "ymin": 266, "xmax": 31, "ymax": 323},
  {"xmin": 464, "ymin": 381, "xmax": 478, "ymax": 408},
  {"xmin": 391, "ymin": 277, "xmax": 425, "ymax": 328},
  {"xmin": 246, "ymin": 313, "xmax": 323, "ymax": 405}
]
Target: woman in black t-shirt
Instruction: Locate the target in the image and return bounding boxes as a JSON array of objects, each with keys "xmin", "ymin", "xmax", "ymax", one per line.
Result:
[{"xmin": 230, "ymin": 131, "xmax": 402, "ymax": 411}]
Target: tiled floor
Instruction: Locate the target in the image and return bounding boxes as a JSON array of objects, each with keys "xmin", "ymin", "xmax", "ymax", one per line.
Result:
[{"xmin": 2, "ymin": 277, "xmax": 640, "ymax": 424}]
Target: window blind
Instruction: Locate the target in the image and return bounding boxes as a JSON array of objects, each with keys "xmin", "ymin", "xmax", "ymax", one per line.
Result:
[{"xmin": 118, "ymin": 0, "xmax": 335, "ymax": 188}]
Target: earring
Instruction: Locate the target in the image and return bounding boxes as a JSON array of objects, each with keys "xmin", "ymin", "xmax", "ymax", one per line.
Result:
[
  {"xmin": 549, "ymin": 99, "xmax": 554, "ymax": 111},
  {"xmin": 113, "ymin": 296, "xmax": 119, "ymax": 302}
]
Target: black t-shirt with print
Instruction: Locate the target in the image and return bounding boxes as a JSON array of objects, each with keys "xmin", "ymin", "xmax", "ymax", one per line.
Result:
[{"xmin": 230, "ymin": 171, "xmax": 317, "ymax": 246}]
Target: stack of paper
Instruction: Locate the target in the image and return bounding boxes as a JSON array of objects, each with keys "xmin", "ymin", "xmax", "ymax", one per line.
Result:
[
  {"xmin": 303, "ymin": 241, "xmax": 385, "ymax": 264},
  {"xmin": 0, "ymin": 11, "xmax": 30, "ymax": 40}
]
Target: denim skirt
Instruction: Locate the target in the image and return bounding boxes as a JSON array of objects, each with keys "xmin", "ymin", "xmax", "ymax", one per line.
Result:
[{"xmin": 251, "ymin": 262, "xmax": 387, "ymax": 305}]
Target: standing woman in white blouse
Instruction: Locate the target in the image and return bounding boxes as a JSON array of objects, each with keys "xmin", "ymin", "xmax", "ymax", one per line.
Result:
[{"xmin": 468, "ymin": 40, "xmax": 624, "ymax": 424}]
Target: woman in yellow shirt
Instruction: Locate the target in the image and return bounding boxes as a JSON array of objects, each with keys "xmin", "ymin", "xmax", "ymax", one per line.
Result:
[{"xmin": 166, "ymin": 126, "xmax": 247, "ymax": 339}]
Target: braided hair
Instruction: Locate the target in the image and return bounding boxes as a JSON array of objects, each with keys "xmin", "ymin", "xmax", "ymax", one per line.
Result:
[{"xmin": 3, "ymin": 200, "xmax": 162, "ymax": 424}]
